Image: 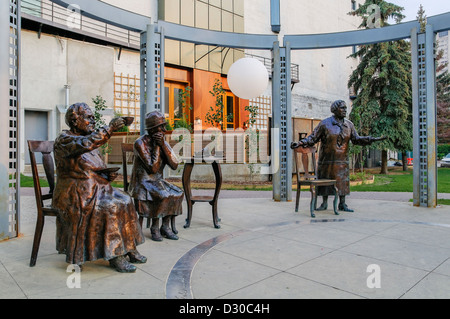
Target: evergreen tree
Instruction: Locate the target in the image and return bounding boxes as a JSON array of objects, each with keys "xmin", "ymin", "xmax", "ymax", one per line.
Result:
[
  {"xmin": 348, "ymin": 0, "xmax": 412, "ymax": 174},
  {"xmin": 432, "ymin": 1, "xmax": 449, "ymax": 145},
  {"xmin": 436, "ymin": 49, "xmax": 450, "ymax": 144}
]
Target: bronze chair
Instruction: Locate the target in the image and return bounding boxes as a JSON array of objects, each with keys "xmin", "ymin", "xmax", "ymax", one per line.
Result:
[
  {"xmin": 293, "ymin": 146, "xmax": 339, "ymax": 218},
  {"xmin": 121, "ymin": 143, "xmax": 150, "ymax": 228},
  {"xmin": 27, "ymin": 140, "xmax": 58, "ymax": 267}
]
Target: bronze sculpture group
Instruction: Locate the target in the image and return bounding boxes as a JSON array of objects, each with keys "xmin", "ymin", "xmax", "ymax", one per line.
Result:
[{"xmin": 51, "ymin": 99, "xmax": 384, "ymax": 273}]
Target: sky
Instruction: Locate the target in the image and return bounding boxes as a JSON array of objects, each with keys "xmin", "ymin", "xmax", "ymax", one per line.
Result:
[{"xmin": 388, "ymin": 0, "xmax": 450, "ymax": 22}]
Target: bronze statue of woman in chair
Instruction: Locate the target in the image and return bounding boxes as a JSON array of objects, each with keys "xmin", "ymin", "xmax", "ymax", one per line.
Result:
[{"xmin": 53, "ymin": 103, "xmax": 146, "ymax": 273}]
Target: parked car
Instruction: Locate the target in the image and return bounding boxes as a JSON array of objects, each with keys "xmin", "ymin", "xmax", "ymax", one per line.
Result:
[{"xmin": 441, "ymin": 153, "xmax": 450, "ymax": 168}]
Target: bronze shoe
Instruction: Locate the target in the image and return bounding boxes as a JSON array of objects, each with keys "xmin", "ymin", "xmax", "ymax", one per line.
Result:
[
  {"xmin": 160, "ymin": 226, "xmax": 179, "ymax": 240},
  {"xmin": 151, "ymin": 227, "xmax": 163, "ymax": 242},
  {"xmin": 109, "ymin": 256, "xmax": 137, "ymax": 273},
  {"xmin": 338, "ymin": 203, "xmax": 354, "ymax": 212},
  {"xmin": 127, "ymin": 250, "xmax": 147, "ymax": 264}
]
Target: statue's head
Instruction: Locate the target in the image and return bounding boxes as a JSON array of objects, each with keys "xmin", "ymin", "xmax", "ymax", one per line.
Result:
[
  {"xmin": 145, "ymin": 111, "xmax": 167, "ymax": 134},
  {"xmin": 330, "ymin": 100, "xmax": 348, "ymax": 119},
  {"xmin": 65, "ymin": 103, "xmax": 95, "ymax": 135}
]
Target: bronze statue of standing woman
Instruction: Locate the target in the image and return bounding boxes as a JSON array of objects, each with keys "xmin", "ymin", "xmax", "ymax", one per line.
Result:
[{"xmin": 291, "ymin": 100, "xmax": 386, "ymax": 212}]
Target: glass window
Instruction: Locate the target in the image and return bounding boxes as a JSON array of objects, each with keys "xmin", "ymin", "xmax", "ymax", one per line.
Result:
[
  {"xmin": 224, "ymin": 93, "xmax": 235, "ymax": 129},
  {"xmin": 165, "ymin": 82, "xmax": 191, "ymax": 128}
]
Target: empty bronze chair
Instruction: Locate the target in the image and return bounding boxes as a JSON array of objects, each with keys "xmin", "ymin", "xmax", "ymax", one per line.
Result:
[
  {"xmin": 293, "ymin": 145, "xmax": 339, "ymax": 218},
  {"xmin": 27, "ymin": 140, "xmax": 58, "ymax": 267}
]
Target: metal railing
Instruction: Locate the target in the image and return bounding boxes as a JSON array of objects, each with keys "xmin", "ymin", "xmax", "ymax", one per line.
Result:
[
  {"xmin": 244, "ymin": 51, "xmax": 300, "ymax": 83},
  {"xmin": 21, "ymin": 0, "xmax": 140, "ymax": 49}
]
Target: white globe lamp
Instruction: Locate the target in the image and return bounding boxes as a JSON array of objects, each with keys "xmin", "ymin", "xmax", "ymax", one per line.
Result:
[{"xmin": 227, "ymin": 58, "xmax": 269, "ymax": 100}]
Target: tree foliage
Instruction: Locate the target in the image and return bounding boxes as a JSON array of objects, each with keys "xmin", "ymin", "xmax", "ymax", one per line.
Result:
[
  {"xmin": 348, "ymin": 0, "xmax": 412, "ymax": 173},
  {"xmin": 205, "ymin": 79, "xmax": 232, "ymax": 130},
  {"xmin": 436, "ymin": 49, "xmax": 450, "ymax": 144}
]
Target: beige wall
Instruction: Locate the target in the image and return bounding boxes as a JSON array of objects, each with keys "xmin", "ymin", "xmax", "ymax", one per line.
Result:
[
  {"xmin": 99, "ymin": 0, "xmax": 156, "ymax": 18},
  {"xmin": 67, "ymin": 40, "xmax": 115, "ymax": 106},
  {"xmin": 21, "ymin": 30, "xmax": 115, "ymax": 109}
]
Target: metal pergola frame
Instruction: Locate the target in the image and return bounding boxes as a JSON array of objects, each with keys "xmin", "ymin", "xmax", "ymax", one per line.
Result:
[{"xmin": 2, "ymin": 1, "xmax": 450, "ymax": 239}]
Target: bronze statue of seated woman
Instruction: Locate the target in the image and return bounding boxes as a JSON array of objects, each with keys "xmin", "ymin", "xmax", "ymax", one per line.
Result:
[
  {"xmin": 129, "ymin": 111, "xmax": 184, "ymax": 241},
  {"xmin": 53, "ymin": 102, "xmax": 146, "ymax": 273}
]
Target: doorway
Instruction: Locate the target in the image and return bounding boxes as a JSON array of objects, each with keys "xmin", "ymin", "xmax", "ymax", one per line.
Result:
[{"xmin": 25, "ymin": 110, "xmax": 48, "ymax": 164}]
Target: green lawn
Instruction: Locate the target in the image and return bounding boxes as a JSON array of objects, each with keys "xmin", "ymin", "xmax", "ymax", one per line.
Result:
[
  {"xmin": 19, "ymin": 167, "xmax": 450, "ymax": 206},
  {"xmin": 350, "ymin": 167, "xmax": 450, "ymax": 193},
  {"xmin": 20, "ymin": 174, "xmax": 47, "ymax": 188}
]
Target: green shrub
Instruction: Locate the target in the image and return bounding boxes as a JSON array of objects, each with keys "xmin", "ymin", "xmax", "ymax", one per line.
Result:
[{"xmin": 438, "ymin": 144, "xmax": 450, "ymax": 159}]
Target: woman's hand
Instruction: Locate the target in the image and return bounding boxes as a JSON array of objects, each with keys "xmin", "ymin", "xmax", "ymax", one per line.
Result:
[
  {"xmin": 153, "ymin": 132, "xmax": 165, "ymax": 146},
  {"xmin": 290, "ymin": 140, "xmax": 306, "ymax": 149}
]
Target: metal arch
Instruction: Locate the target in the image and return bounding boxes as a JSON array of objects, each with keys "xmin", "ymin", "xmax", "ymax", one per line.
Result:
[
  {"xmin": 284, "ymin": 13, "xmax": 450, "ymax": 49},
  {"xmin": 158, "ymin": 20, "xmax": 278, "ymax": 50}
]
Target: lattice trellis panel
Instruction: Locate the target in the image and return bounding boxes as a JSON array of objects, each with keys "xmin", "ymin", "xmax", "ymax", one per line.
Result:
[
  {"xmin": 114, "ymin": 73, "xmax": 141, "ymax": 132},
  {"xmin": 249, "ymin": 96, "xmax": 271, "ymax": 131}
]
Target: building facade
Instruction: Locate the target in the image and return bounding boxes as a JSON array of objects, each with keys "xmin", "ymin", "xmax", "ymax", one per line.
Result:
[{"xmin": 19, "ymin": 0, "xmax": 362, "ymax": 171}]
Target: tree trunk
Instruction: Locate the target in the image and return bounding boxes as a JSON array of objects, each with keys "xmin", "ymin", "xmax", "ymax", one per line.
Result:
[
  {"xmin": 402, "ymin": 151, "xmax": 408, "ymax": 171},
  {"xmin": 380, "ymin": 150, "xmax": 388, "ymax": 174}
]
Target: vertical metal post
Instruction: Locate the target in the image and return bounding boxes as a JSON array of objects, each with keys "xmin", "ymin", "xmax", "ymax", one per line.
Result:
[
  {"xmin": 425, "ymin": 24, "xmax": 437, "ymax": 208},
  {"xmin": 270, "ymin": 0, "xmax": 281, "ymax": 33},
  {"xmin": 159, "ymin": 26, "xmax": 165, "ymax": 116},
  {"xmin": 272, "ymin": 42, "xmax": 282, "ymax": 201},
  {"xmin": 411, "ymin": 25, "xmax": 438, "ymax": 208},
  {"xmin": 148, "ymin": 24, "xmax": 163, "ymax": 114},
  {"xmin": 272, "ymin": 41, "xmax": 291, "ymax": 202},
  {"xmin": 411, "ymin": 28, "xmax": 420, "ymax": 206},
  {"xmin": 0, "ymin": 0, "xmax": 20, "ymax": 240},
  {"xmin": 140, "ymin": 27, "xmax": 148, "ymax": 135},
  {"xmin": 285, "ymin": 42, "xmax": 292, "ymax": 202},
  {"xmin": 140, "ymin": 23, "xmax": 164, "ymax": 135}
]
